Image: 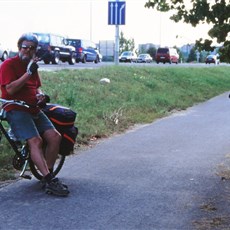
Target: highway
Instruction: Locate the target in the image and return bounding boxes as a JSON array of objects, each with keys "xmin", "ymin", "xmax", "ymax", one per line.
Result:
[{"xmin": 37, "ymin": 61, "xmax": 229, "ymax": 71}]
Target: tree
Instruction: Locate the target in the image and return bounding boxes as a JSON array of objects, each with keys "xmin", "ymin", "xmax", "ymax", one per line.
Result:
[
  {"xmin": 145, "ymin": 0, "xmax": 230, "ymax": 62},
  {"xmin": 147, "ymin": 47, "xmax": 157, "ymax": 60},
  {"xmin": 119, "ymin": 31, "xmax": 135, "ymax": 54},
  {"xmin": 187, "ymin": 47, "xmax": 197, "ymax": 63}
]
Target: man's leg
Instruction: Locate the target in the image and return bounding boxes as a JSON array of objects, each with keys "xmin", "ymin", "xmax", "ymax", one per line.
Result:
[
  {"xmin": 7, "ymin": 110, "xmax": 51, "ymax": 177},
  {"xmin": 33, "ymin": 111, "xmax": 61, "ymax": 171},
  {"xmin": 27, "ymin": 136, "xmax": 50, "ymax": 176},
  {"xmin": 42, "ymin": 129, "xmax": 61, "ymax": 170},
  {"xmin": 7, "ymin": 110, "xmax": 69, "ymax": 196}
]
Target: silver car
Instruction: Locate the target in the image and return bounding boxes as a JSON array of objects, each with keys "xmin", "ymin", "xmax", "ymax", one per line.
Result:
[
  {"xmin": 0, "ymin": 42, "xmax": 10, "ymax": 62},
  {"xmin": 137, "ymin": 54, "xmax": 152, "ymax": 63}
]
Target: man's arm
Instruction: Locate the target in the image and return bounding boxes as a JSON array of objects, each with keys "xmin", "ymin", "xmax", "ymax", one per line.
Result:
[
  {"xmin": 6, "ymin": 72, "xmax": 31, "ymax": 95},
  {"xmin": 6, "ymin": 60, "xmax": 39, "ymax": 95}
]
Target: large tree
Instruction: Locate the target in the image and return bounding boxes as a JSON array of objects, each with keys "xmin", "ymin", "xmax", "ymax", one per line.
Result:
[{"xmin": 145, "ymin": 0, "xmax": 230, "ymax": 62}]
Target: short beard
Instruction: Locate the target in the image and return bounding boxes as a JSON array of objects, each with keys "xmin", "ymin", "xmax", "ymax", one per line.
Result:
[{"xmin": 19, "ymin": 53, "xmax": 31, "ymax": 63}]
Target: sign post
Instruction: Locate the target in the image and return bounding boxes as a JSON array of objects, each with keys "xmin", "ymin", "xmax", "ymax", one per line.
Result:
[{"xmin": 108, "ymin": 1, "xmax": 126, "ymax": 65}]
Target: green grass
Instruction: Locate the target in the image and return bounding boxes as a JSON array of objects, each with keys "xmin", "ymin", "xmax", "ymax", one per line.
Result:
[
  {"xmin": 40, "ymin": 66, "xmax": 230, "ymax": 142},
  {"xmin": 1, "ymin": 65, "xmax": 230, "ymax": 180}
]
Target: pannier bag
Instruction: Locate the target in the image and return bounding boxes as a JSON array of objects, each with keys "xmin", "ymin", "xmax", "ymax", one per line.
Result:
[
  {"xmin": 42, "ymin": 104, "xmax": 76, "ymax": 129},
  {"xmin": 42, "ymin": 103, "xmax": 78, "ymax": 155},
  {"xmin": 59, "ymin": 126, "xmax": 78, "ymax": 155}
]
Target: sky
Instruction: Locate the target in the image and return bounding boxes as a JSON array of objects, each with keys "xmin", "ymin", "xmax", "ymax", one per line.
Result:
[{"xmin": 0, "ymin": 0, "xmax": 212, "ymax": 50}]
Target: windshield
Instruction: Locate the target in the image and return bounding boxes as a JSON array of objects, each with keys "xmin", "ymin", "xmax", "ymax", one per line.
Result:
[
  {"xmin": 122, "ymin": 52, "xmax": 131, "ymax": 56},
  {"xmin": 67, "ymin": 39, "xmax": 81, "ymax": 47},
  {"xmin": 35, "ymin": 34, "xmax": 50, "ymax": 44},
  {"xmin": 157, "ymin": 48, "xmax": 168, "ymax": 54}
]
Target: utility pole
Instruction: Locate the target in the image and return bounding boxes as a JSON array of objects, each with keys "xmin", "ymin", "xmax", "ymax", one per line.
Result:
[
  {"xmin": 90, "ymin": 0, "xmax": 92, "ymax": 41},
  {"xmin": 115, "ymin": 12, "xmax": 119, "ymax": 65}
]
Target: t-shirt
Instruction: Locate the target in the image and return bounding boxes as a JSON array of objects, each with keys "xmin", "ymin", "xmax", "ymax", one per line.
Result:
[{"xmin": 0, "ymin": 55, "xmax": 41, "ymax": 114}]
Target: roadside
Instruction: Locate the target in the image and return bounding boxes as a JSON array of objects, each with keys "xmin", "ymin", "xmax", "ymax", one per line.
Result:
[
  {"xmin": 1, "ymin": 93, "xmax": 230, "ymax": 229},
  {"xmin": 1, "ymin": 66, "xmax": 230, "ymax": 179}
]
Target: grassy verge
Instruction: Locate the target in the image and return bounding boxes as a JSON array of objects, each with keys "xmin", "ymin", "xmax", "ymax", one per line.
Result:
[
  {"xmin": 1, "ymin": 65, "xmax": 230, "ymax": 180},
  {"xmin": 41, "ymin": 65, "xmax": 230, "ymax": 142}
]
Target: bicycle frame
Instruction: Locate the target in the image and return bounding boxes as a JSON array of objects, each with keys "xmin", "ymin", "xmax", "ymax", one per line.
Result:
[
  {"xmin": 0, "ymin": 108, "xmax": 31, "ymax": 179},
  {"xmin": 0, "ymin": 98, "xmax": 66, "ymax": 181}
]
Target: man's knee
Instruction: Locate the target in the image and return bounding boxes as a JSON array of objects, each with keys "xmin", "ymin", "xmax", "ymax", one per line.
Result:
[
  {"xmin": 44, "ymin": 129, "xmax": 61, "ymax": 143},
  {"xmin": 28, "ymin": 136, "xmax": 43, "ymax": 149}
]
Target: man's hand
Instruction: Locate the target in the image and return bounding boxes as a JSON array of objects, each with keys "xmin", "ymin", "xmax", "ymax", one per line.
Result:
[
  {"xmin": 27, "ymin": 61, "xmax": 39, "ymax": 75},
  {"xmin": 36, "ymin": 93, "xmax": 46, "ymax": 107}
]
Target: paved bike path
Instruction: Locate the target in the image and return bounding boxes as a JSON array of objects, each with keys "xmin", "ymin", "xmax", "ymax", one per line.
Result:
[{"xmin": 1, "ymin": 93, "xmax": 230, "ymax": 230}]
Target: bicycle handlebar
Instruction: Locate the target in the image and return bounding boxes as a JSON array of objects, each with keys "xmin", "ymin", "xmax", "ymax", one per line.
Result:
[{"xmin": 0, "ymin": 98, "xmax": 30, "ymax": 108}]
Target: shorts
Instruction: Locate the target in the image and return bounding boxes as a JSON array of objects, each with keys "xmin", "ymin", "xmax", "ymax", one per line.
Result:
[{"xmin": 6, "ymin": 110, "xmax": 55, "ymax": 141}]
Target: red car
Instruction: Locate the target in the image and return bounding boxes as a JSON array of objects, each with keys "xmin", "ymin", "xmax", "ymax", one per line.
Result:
[{"xmin": 155, "ymin": 47, "xmax": 179, "ymax": 64}]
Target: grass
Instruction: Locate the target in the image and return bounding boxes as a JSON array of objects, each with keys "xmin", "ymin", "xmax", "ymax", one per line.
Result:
[
  {"xmin": 1, "ymin": 65, "xmax": 230, "ymax": 180},
  {"xmin": 40, "ymin": 65, "xmax": 230, "ymax": 142}
]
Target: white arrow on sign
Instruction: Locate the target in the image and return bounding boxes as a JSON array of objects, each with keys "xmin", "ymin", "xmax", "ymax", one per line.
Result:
[
  {"xmin": 109, "ymin": 1, "xmax": 126, "ymax": 25},
  {"xmin": 110, "ymin": 2, "xmax": 114, "ymax": 24},
  {"xmin": 119, "ymin": 3, "xmax": 125, "ymax": 24},
  {"xmin": 115, "ymin": 3, "xmax": 118, "ymax": 24}
]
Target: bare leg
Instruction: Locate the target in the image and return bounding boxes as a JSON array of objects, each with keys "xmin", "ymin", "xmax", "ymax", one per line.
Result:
[
  {"xmin": 42, "ymin": 129, "xmax": 61, "ymax": 170},
  {"xmin": 27, "ymin": 136, "xmax": 50, "ymax": 176}
]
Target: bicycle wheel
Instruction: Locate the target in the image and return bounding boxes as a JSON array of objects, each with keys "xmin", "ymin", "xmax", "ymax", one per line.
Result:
[{"xmin": 29, "ymin": 154, "xmax": 66, "ymax": 180}]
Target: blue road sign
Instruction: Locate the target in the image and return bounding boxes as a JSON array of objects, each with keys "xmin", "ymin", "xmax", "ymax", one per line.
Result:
[{"xmin": 108, "ymin": 1, "xmax": 126, "ymax": 25}]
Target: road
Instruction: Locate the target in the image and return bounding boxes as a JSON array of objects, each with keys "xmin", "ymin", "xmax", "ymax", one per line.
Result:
[
  {"xmin": 1, "ymin": 60, "xmax": 229, "ymax": 71},
  {"xmin": 1, "ymin": 92, "xmax": 230, "ymax": 229},
  {"xmin": 37, "ymin": 61, "xmax": 229, "ymax": 71}
]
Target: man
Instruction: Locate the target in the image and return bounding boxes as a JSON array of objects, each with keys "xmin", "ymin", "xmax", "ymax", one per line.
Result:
[{"xmin": 0, "ymin": 33, "xmax": 69, "ymax": 196}]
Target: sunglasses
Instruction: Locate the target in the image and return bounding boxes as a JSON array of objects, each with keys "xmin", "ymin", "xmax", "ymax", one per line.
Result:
[{"xmin": 21, "ymin": 44, "xmax": 36, "ymax": 51}]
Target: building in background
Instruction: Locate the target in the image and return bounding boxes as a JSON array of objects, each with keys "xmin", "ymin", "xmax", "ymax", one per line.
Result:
[{"xmin": 99, "ymin": 40, "xmax": 114, "ymax": 61}]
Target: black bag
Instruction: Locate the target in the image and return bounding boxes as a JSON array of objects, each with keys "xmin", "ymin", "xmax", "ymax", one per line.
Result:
[
  {"xmin": 42, "ymin": 103, "xmax": 78, "ymax": 156},
  {"xmin": 42, "ymin": 104, "xmax": 76, "ymax": 129},
  {"xmin": 59, "ymin": 126, "xmax": 78, "ymax": 155}
]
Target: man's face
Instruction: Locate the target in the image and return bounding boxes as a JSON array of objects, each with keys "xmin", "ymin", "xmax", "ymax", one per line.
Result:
[{"xmin": 19, "ymin": 41, "xmax": 36, "ymax": 62}]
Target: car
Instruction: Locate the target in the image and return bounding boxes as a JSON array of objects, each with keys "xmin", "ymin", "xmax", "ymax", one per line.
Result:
[
  {"xmin": 205, "ymin": 54, "xmax": 220, "ymax": 64},
  {"xmin": 0, "ymin": 42, "xmax": 10, "ymax": 62},
  {"xmin": 66, "ymin": 39, "xmax": 102, "ymax": 64},
  {"xmin": 32, "ymin": 33, "xmax": 76, "ymax": 65},
  {"xmin": 155, "ymin": 47, "xmax": 179, "ymax": 64},
  {"xmin": 137, "ymin": 54, "xmax": 152, "ymax": 63},
  {"xmin": 119, "ymin": 51, "xmax": 137, "ymax": 63}
]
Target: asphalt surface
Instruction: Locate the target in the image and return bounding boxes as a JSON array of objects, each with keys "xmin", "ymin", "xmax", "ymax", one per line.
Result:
[{"xmin": 1, "ymin": 92, "xmax": 230, "ymax": 230}]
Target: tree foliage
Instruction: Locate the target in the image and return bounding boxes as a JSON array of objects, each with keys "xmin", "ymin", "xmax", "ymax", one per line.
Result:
[
  {"xmin": 147, "ymin": 47, "xmax": 157, "ymax": 60},
  {"xmin": 187, "ymin": 47, "xmax": 197, "ymax": 63},
  {"xmin": 119, "ymin": 31, "xmax": 135, "ymax": 54},
  {"xmin": 145, "ymin": 0, "xmax": 230, "ymax": 62}
]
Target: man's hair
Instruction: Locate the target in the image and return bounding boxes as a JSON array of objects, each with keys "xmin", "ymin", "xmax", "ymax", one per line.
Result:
[{"xmin": 17, "ymin": 33, "xmax": 38, "ymax": 49}]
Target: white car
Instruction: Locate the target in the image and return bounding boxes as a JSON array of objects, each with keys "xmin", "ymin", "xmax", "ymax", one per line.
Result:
[
  {"xmin": 0, "ymin": 42, "xmax": 10, "ymax": 62},
  {"xmin": 119, "ymin": 51, "xmax": 137, "ymax": 63}
]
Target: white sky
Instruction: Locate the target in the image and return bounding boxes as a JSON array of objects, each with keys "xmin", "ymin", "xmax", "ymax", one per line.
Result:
[{"xmin": 0, "ymin": 0, "xmax": 212, "ymax": 50}]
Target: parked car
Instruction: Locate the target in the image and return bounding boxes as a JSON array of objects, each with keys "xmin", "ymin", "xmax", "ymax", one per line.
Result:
[
  {"xmin": 137, "ymin": 54, "xmax": 152, "ymax": 63},
  {"xmin": 0, "ymin": 42, "xmax": 10, "ymax": 62},
  {"xmin": 32, "ymin": 33, "xmax": 76, "ymax": 65},
  {"xmin": 205, "ymin": 54, "xmax": 220, "ymax": 64},
  {"xmin": 119, "ymin": 51, "xmax": 137, "ymax": 63},
  {"xmin": 66, "ymin": 39, "xmax": 102, "ymax": 64},
  {"xmin": 155, "ymin": 47, "xmax": 179, "ymax": 64}
]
